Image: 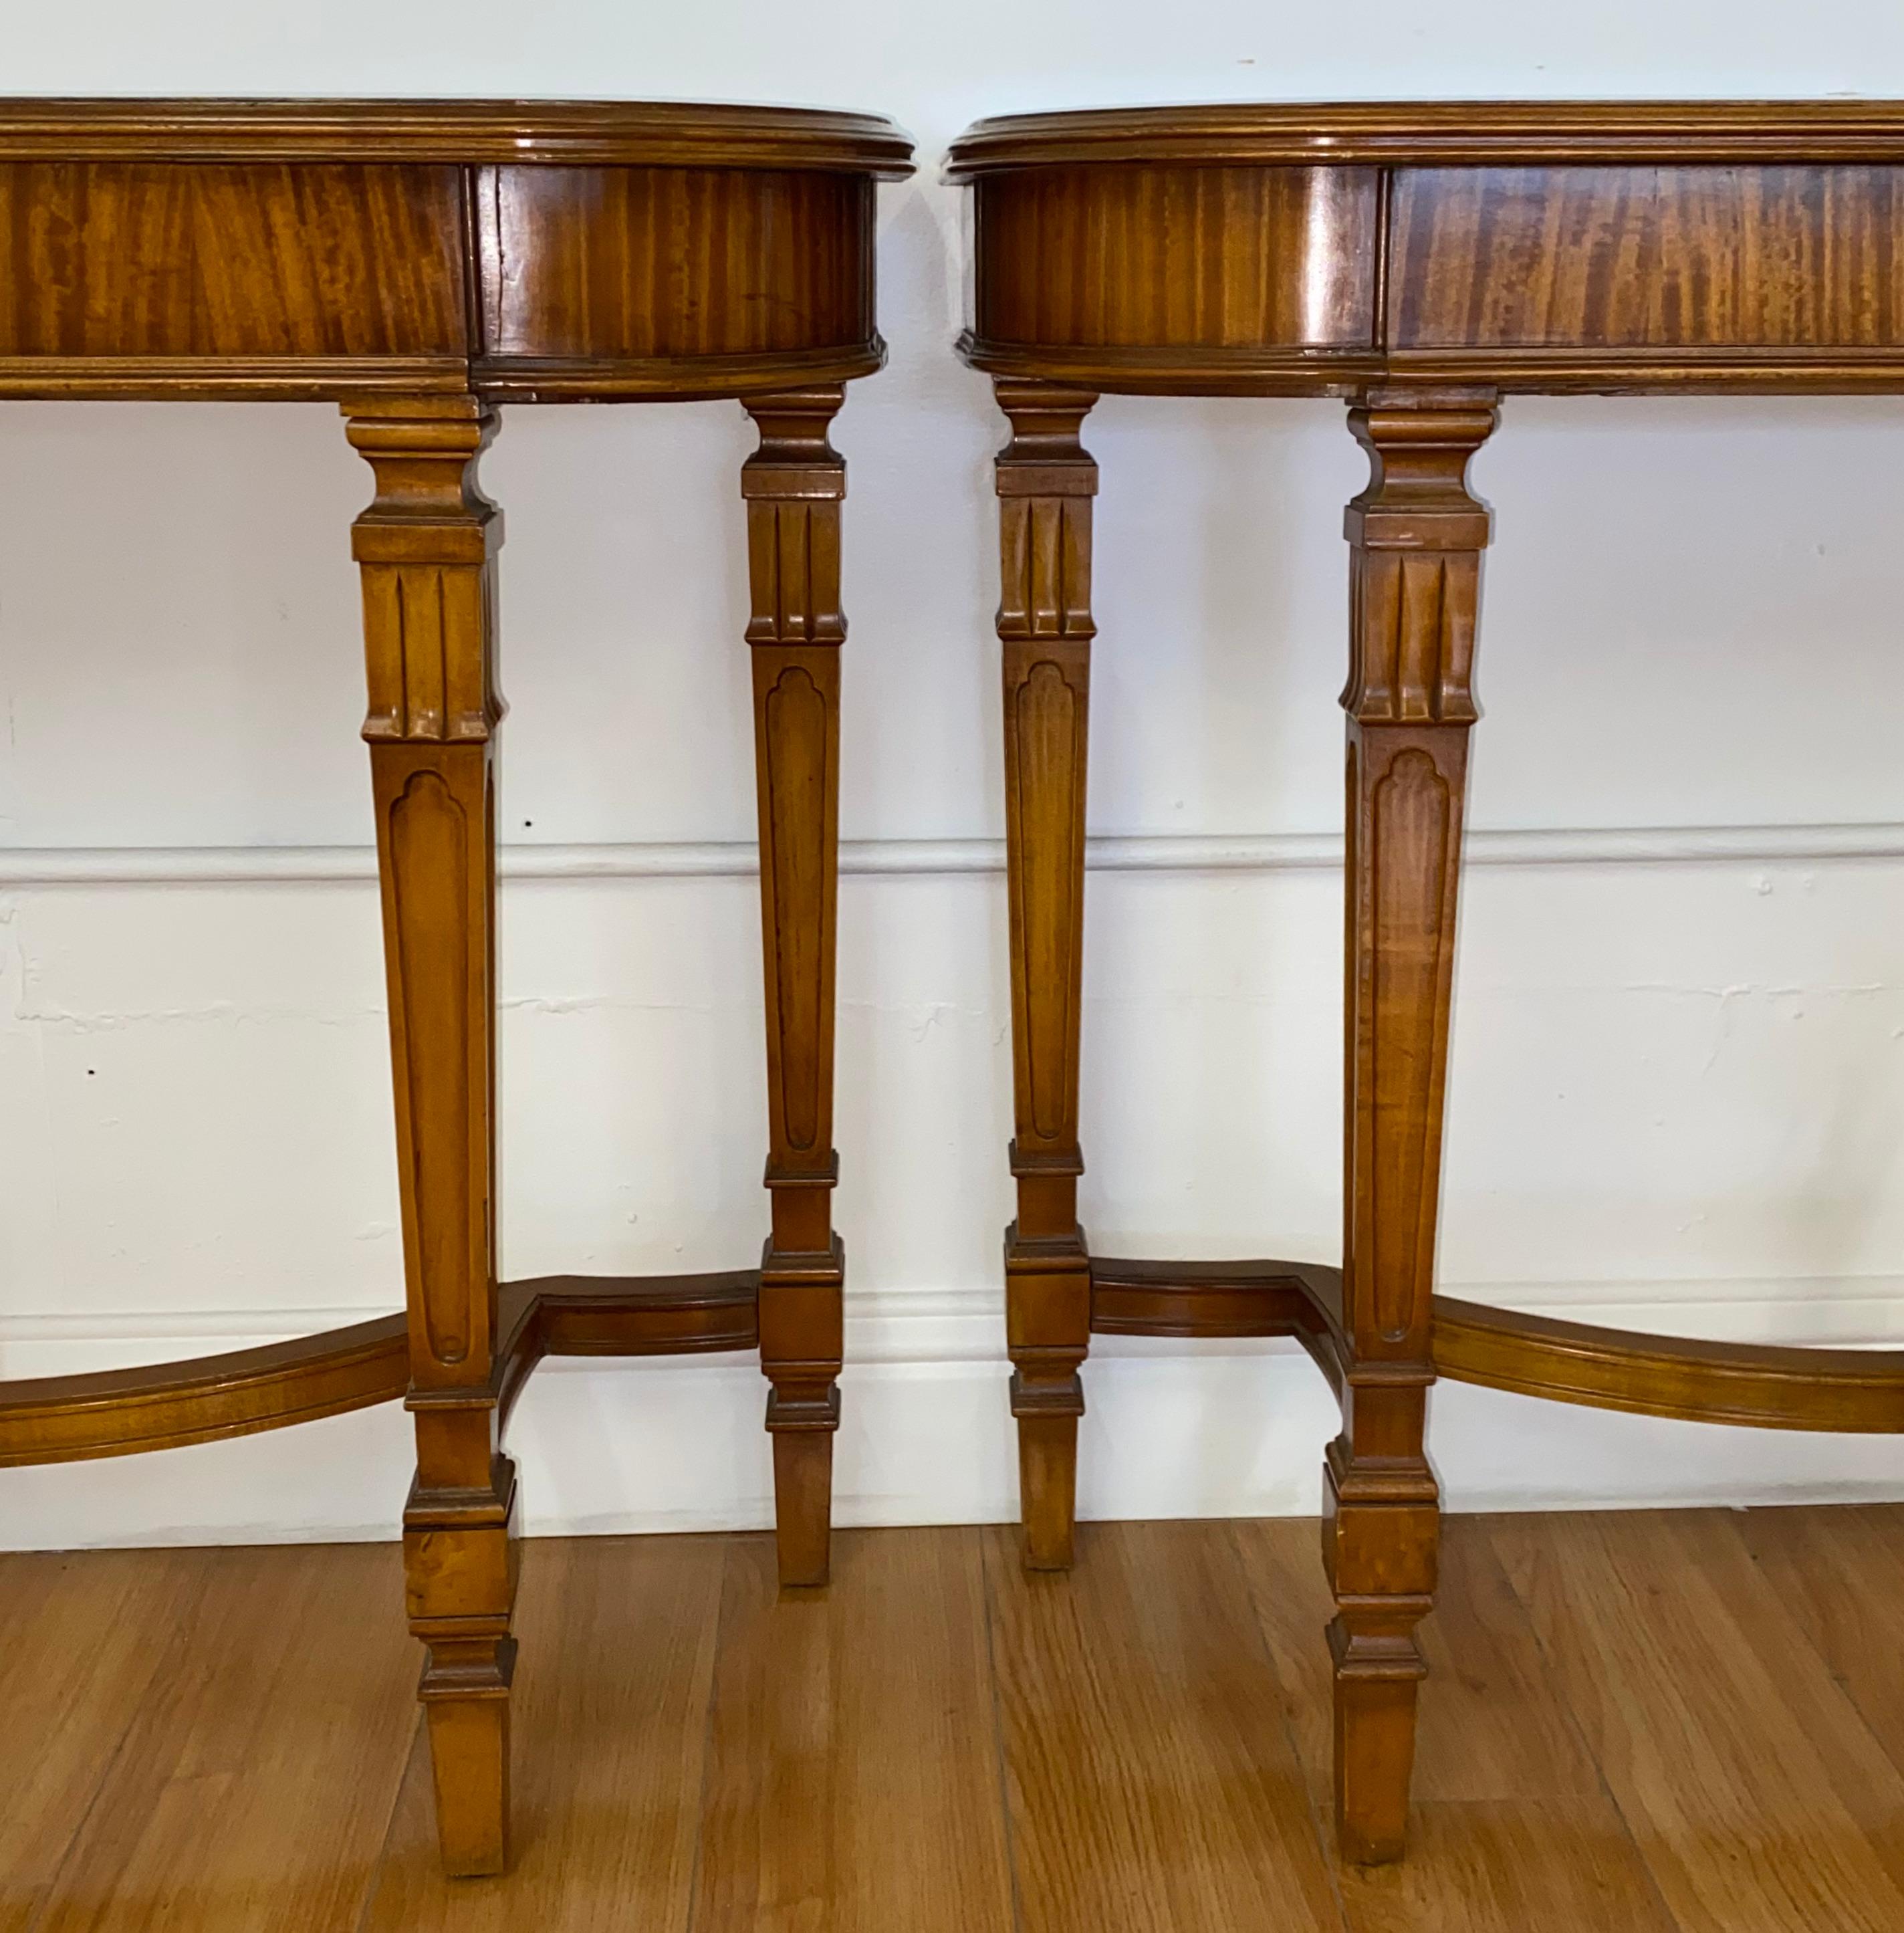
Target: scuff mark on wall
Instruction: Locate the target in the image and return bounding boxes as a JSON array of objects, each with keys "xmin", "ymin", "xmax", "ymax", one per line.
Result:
[
  {"xmin": 840, "ymin": 998, "xmax": 987, "ymax": 1042},
  {"xmin": 9, "ymin": 1001, "xmax": 384, "ymax": 1031},
  {"xmin": 502, "ymin": 995, "xmax": 724, "ymax": 1017}
]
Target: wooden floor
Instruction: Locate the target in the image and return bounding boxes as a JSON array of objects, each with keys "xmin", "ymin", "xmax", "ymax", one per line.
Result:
[{"xmin": 7, "ymin": 1507, "xmax": 1904, "ymax": 1931}]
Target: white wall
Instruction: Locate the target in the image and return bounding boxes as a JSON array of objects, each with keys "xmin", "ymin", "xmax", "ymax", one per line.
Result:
[{"xmin": 8, "ymin": 4, "xmax": 1904, "ymax": 1547}]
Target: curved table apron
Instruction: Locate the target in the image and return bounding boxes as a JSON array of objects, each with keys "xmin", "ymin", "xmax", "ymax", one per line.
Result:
[
  {"xmin": 0, "ymin": 96, "xmax": 913, "ymax": 1879},
  {"xmin": 949, "ymin": 99, "xmax": 1904, "ymax": 1867}
]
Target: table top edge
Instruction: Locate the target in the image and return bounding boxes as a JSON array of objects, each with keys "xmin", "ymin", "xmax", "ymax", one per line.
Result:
[
  {"xmin": 0, "ymin": 98, "xmax": 915, "ymax": 175},
  {"xmin": 945, "ymin": 99, "xmax": 1904, "ymax": 175}
]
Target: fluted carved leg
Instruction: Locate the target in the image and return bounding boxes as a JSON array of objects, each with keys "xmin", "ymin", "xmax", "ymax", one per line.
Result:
[
  {"xmin": 743, "ymin": 388, "xmax": 848, "ymax": 1588},
  {"xmin": 994, "ymin": 378, "xmax": 1098, "ymax": 1571},
  {"xmin": 348, "ymin": 394, "xmax": 514, "ymax": 1877},
  {"xmin": 1328, "ymin": 387, "xmax": 1496, "ymax": 1863}
]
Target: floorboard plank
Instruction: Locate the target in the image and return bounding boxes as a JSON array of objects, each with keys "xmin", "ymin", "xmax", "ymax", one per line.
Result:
[
  {"xmin": 1734, "ymin": 1503, "xmax": 1904, "ymax": 1782},
  {"xmin": 1234, "ymin": 1515, "xmax": 1677, "ymax": 1932},
  {"xmin": 1489, "ymin": 1508, "xmax": 1904, "ymax": 1933},
  {"xmin": 983, "ymin": 1518, "xmax": 1345, "ymax": 1933},
  {"xmin": 1590, "ymin": 1506, "xmax": 1904, "ymax": 1903},
  {"xmin": 29, "ymin": 1543, "xmax": 414, "ymax": 1933},
  {"xmin": 359, "ymin": 1532, "xmax": 725, "ymax": 1933},
  {"xmin": 15, "ymin": 1508, "xmax": 1904, "ymax": 1929},
  {"xmin": 0, "ymin": 1550, "xmax": 203, "ymax": 1933},
  {"xmin": 690, "ymin": 1526, "xmax": 1016, "ymax": 1933}
]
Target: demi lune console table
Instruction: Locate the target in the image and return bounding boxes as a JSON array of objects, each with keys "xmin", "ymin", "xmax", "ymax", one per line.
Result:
[
  {"xmin": 949, "ymin": 100, "xmax": 1904, "ymax": 1864},
  {"xmin": 0, "ymin": 97, "xmax": 911, "ymax": 1875}
]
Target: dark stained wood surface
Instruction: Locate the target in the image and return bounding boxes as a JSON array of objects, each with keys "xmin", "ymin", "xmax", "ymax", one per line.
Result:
[
  {"xmin": 953, "ymin": 101, "xmax": 1904, "ymax": 393},
  {"xmin": 484, "ymin": 168, "xmax": 872, "ymax": 364},
  {"xmin": 1389, "ymin": 165, "xmax": 1904, "ymax": 349},
  {"xmin": 9, "ymin": 1511, "xmax": 1904, "ymax": 1930},
  {"xmin": 974, "ymin": 165, "xmax": 1375, "ymax": 349},
  {"xmin": 0, "ymin": 162, "xmax": 467, "ymax": 359},
  {"xmin": 0, "ymin": 98, "xmax": 911, "ymax": 400}
]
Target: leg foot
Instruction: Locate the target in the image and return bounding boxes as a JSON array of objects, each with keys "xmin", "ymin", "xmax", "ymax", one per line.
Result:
[
  {"xmin": 1320, "ymin": 1417, "xmax": 1439, "ymax": 1865},
  {"xmin": 423, "ymin": 1660, "xmax": 514, "ymax": 1877},
  {"xmin": 769, "ymin": 1405, "xmax": 838, "ymax": 1587},
  {"xmin": 403, "ymin": 1438, "xmax": 519, "ymax": 1877},
  {"xmin": 1330, "ymin": 1667, "xmax": 1420, "ymax": 1865},
  {"xmin": 1015, "ymin": 1409, "xmax": 1079, "ymax": 1570},
  {"xmin": 1006, "ymin": 1225, "xmax": 1090, "ymax": 1573}
]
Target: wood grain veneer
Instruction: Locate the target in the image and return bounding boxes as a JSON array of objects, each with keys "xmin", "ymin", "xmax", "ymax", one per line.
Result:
[
  {"xmin": 481, "ymin": 166, "xmax": 874, "ymax": 367},
  {"xmin": 972, "ymin": 164, "xmax": 1377, "ymax": 350},
  {"xmin": 0, "ymin": 162, "xmax": 468, "ymax": 360},
  {"xmin": 0, "ymin": 97, "xmax": 907, "ymax": 401},
  {"xmin": 953, "ymin": 101, "xmax": 1904, "ymax": 394},
  {"xmin": 1388, "ymin": 164, "xmax": 1904, "ymax": 350}
]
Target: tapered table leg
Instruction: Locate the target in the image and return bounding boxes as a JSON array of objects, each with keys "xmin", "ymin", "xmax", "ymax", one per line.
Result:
[
  {"xmin": 348, "ymin": 394, "xmax": 515, "ymax": 1877},
  {"xmin": 743, "ymin": 388, "xmax": 848, "ymax": 1588},
  {"xmin": 993, "ymin": 379, "xmax": 1098, "ymax": 1570},
  {"xmin": 1328, "ymin": 386, "xmax": 1496, "ymax": 1863}
]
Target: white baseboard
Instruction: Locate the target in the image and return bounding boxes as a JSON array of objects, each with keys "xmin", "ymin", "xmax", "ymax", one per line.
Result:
[
  {"xmin": 6, "ymin": 1274, "xmax": 1904, "ymax": 1363},
  {"xmin": 5, "ymin": 1277, "xmax": 1904, "ymax": 1551}
]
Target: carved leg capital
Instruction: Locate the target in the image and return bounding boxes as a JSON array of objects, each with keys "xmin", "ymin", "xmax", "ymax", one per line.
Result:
[
  {"xmin": 743, "ymin": 387, "xmax": 848, "ymax": 1588},
  {"xmin": 1330, "ymin": 388, "xmax": 1496, "ymax": 1865}
]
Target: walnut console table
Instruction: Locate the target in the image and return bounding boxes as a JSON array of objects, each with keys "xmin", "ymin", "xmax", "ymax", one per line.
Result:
[
  {"xmin": 949, "ymin": 100, "xmax": 1904, "ymax": 1864},
  {"xmin": 0, "ymin": 98, "xmax": 911, "ymax": 1875}
]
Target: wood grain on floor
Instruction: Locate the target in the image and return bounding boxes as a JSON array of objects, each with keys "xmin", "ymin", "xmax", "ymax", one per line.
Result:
[{"xmin": 4, "ymin": 1508, "xmax": 1903, "ymax": 1931}]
